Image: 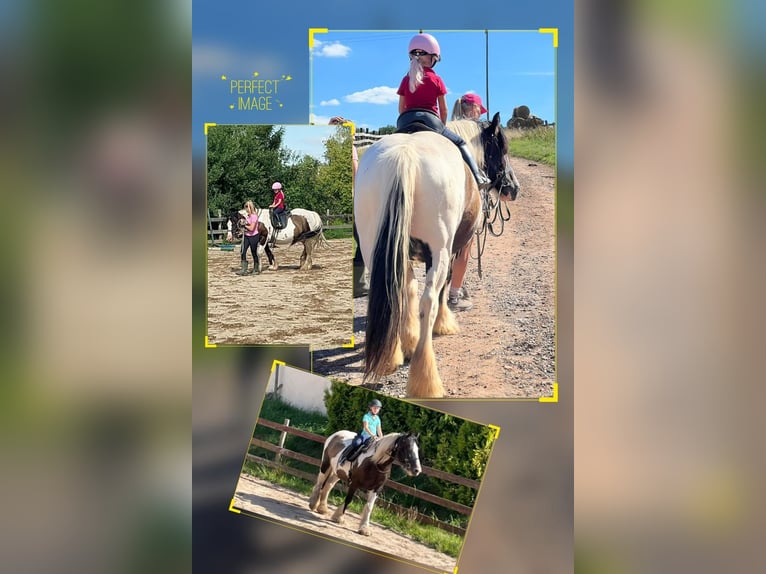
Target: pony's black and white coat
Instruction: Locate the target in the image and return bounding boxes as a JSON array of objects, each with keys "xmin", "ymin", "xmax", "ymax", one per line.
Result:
[{"xmin": 308, "ymin": 431, "xmax": 421, "ymax": 536}]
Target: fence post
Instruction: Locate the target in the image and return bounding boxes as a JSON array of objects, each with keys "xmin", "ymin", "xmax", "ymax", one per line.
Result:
[{"xmin": 275, "ymin": 418, "xmax": 290, "ymax": 465}]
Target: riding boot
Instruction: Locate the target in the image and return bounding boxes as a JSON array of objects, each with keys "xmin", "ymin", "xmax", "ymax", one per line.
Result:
[
  {"xmin": 457, "ymin": 142, "xmax": 492, "ymax": 190},
  {"xmin": 236, "ymin": 260, "xmax": 249, "ymax": 275}
]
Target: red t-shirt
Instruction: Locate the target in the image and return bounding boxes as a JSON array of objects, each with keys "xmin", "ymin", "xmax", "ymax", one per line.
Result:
[
  {"xmin": 273, "ymin": 189, "xmax": 285, "ymax": 209},
  {"xmin": 397, "ymin": 67, "xmax": 446, "ymax": 115}
]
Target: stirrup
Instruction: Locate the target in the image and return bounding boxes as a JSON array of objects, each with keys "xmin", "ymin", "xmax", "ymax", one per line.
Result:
[{"xmin": 477, "ymin": 173, "xmax": 493, "ymax": 191}]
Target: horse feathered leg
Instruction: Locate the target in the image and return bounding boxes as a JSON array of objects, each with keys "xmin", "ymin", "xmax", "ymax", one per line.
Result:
[
  {"xmin": 433, "ymin": 282, "xmax": 459, "ymax": 335},
  {"xmin": 316, "ymin": 475, "xmax": 340, "ymax": 514},
  {"xmin": 407, "ymin": 249, "xmax": 448, "ymax": 398},
  {"xmin": 298, "ymin": 237, "xmax": 315, "ymax": 271},
  {"xmin": 308, "ymin": 472, "xmax": 325, "ymax": 511},
  {"xmin": 400, "ymin": 262, "xmax": 419, "ymax": 359},
  {"xmin": 332, "ymin": 485, "xmax": 357, "ymax": 525},
  {"xmin": 358, "ymin": 490, "xmax": 378, "ymax": 536}
]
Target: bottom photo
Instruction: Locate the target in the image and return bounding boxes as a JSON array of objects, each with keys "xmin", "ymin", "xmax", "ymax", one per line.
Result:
[{"xmin": 230, "ymin": 363, "xmax": 500, "ymax": 574}]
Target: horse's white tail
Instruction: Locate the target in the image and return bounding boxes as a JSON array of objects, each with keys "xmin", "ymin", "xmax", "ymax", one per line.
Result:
[{"xmin": 364, "ymin": 146, "xmax": 417, "ymax": 380}]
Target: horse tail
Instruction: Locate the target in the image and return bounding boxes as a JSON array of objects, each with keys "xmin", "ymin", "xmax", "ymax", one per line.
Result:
[{"xmin": 364, "ymin": 146, "xmax": 417, "ymax": 379}]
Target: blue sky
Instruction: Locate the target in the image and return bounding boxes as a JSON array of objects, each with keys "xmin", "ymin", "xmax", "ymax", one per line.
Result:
[
  {"xmin": 191, "ymin": 2, "xmax": 572, "ymax": 168},
  {"xmin": 280, "ymin": 125, "xmax": 342, "ymax": 162},
  {"xmin": 310, "ymin": 30, "xmax": 556, "ymax": 131}
]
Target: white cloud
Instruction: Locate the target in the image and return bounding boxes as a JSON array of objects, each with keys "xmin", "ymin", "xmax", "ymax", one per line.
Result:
[
  {"xmin": 310, "ymin": 114, "xmax": 334, "ymax": 125},
  {"xmin": 313, "ymin": 40, "xmax": 351, "ymax": 58},
  {"xmin": 344, "ymin": 86, "xmax": 399, "ymax": 105},
  {"xmin": 320, "ymin": 99, "xmax": 340, "ymax": 106}
]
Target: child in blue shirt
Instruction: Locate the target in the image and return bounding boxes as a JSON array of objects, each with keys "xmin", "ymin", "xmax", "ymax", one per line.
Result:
[{"xmin": 341, "ymin": 399, "xmax": 383, "ymax": 464}]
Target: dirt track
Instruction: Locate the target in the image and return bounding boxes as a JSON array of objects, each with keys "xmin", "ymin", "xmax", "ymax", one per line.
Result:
[
  {"xmin": 312, "ymin": 159, "xmax": 555, "ymax": 398},
  {"xmin": 232, "ymin": 474, "xmax": 457, "ymax": 573},
  {"xmin": 207, "ymin": 238, "xmax": 354, "ymax": 348}
]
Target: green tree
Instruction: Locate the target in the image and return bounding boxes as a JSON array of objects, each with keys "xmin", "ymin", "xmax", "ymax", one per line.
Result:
[
  {"xmin": 315, "ymin": 127, "xmax": 353, "ymax": 215},
  {"xmin": 283, "ymin": 155, "xmax": 321, "ymax": 211},
  {"xmin": 206, "ymin": 125, "xmax": 287, "ymax": 213},
  {"xmin": 378, "ymin": 124, "xmax": 397, "ymax": 135}
]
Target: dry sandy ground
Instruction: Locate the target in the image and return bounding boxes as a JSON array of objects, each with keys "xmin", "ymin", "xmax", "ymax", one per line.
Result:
[
  {"xmin": 312, "ymin": 159, "xmax": 556, "ymax": 398},
  {"xmin": 207, "ymin": 238, "xmax": 354, "ymax": 348},
  {"xmin": 232, "ymin": 474, "xmax": 457, "ymax": 573}
]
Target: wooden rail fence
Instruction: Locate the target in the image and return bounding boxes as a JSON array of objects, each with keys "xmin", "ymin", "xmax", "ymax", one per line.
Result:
[
  {"xmin": 207, "ymin": 213, "xmax": 352, "ymax": 244},
  {"xmin": 246, "ymin": 417, "xmax": 481, "ymax": 536}
]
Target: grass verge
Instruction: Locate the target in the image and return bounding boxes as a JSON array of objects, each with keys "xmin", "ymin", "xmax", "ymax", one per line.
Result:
[{"xmin": 507, "ymin": 126, "xmax": 556, "ymax": 166}]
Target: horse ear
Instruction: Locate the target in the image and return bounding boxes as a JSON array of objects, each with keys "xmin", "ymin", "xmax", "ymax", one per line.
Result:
[{"xmin": 491, "ymin": 112, "xmax": 501, "ymax": 134}]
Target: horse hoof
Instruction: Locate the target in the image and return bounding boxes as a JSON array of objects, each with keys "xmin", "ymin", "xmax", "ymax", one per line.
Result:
[
  {"xmin": 359, "ymin": 527, "xmax": 371, "ymax": 536},
  {"xmin": 316, "ymin": 505, "xmax": 328, "ymax": 515}
]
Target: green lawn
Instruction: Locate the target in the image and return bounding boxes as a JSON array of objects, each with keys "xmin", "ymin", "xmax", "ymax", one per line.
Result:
[{"xmin": 507, "ymin": 126, "xmax": 556, "ymax": 166}]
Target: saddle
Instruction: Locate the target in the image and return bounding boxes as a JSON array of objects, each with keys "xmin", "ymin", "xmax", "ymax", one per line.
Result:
[
  {"xmin": 339, "ymin": 436, "xmax": 373, "ymax": 465},
  {"xmin": 395, "ymin": 109, "xmax": 444, "ymax": 135},
  {"xmin": 270, "ymin": 208, "xmax": 290, "ymax": 230}
]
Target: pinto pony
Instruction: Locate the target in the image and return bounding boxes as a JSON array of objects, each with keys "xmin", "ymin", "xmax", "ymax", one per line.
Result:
[
  {"xmin": 308, "ymin": 431, "xmax": 421, "ymax": 536},
  {"xmin": 257, "ymin": 208, "xmax": 327, "ymax": 270},
  {"xmin": 354, "ymin": 113, "xmax": 518, "ymax": 398},
  {"xmin": 228, "ymin": 207, "xmax": 326, "ymax": 271}
]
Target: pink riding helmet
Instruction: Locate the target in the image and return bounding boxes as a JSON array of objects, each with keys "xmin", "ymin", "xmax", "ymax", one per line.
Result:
[
  {"xmin": 271, "ymin": 182, "xmax": 283, "ymax": 190},
  {"xmin": 408, "ymin": 33, "xmax": 441, "ymax": 62}
]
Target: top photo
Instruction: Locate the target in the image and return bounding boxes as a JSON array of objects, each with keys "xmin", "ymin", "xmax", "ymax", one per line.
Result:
[{"xmin": 310, "ymin": 30, "xmax": 557, "ymax": 400}]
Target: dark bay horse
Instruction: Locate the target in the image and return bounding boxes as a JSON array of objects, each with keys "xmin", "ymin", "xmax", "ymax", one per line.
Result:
[{"xmin": 308, "ymin": 431, "xmax": 421, "ymax": 536}]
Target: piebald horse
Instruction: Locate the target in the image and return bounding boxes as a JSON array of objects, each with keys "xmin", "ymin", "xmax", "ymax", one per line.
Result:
[
  {"xmin": 354, "ymin": 113, "xmax": 518, "ymax": 398},
  {"xmin": 308, "ymin": 431, "xmax": 421, "ymax": 536},
  {"xmin": 228, "ymin": 207, "xmax": 326, "ymax": 271}
]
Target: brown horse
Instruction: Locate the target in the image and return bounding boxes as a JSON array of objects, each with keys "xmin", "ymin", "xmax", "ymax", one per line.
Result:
[{"xmin": 308, "ymin": 431, "xmax": 421, "ymax": 536}]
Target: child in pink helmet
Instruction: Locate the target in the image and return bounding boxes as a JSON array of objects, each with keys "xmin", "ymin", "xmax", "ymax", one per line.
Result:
[
  {"xmin": 268, "ymin": 181, "xmax": 286, "ymax": 229},
  {"xmin": 396, "ymin": 33, "xmax": 490, "ymax": 189}
]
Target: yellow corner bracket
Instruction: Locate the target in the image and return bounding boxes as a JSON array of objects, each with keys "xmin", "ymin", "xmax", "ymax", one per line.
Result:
[
  {"xmin": 539, "ymin": 383, "xmax": 559, "ymax": 403},
  {"xmin": 539, "ymin": 28, "xmax": 558, "ymax": 48},
  {"xmin": 308, "ymin": 28, "xmax": 328, "ymax": 49},
  {"xmin": 342, "ymin": 336, "xmax": 355, "ymax": 349},
  {"xmin": 204, "ymin": 336, "xmax": 217, "ymax": 348},
  {"xmin": 204, "ymin": 122, "xmax": 217, "ymax": 135},
  {"xmin": 488, "ymin": 425, "xmax": 501, "ymax": 440},
  {"xmin": 270, "ymin": 359, "xmax": 286, "ymax": 372},
  {"xmin": 228, "ymin": 498, "xmax": 241, "ymax": 514}
]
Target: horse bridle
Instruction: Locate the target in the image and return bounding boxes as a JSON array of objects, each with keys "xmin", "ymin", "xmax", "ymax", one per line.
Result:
[{"xmin": 480, "ymin": 123, "xmax": 514, "ymax": 191}]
